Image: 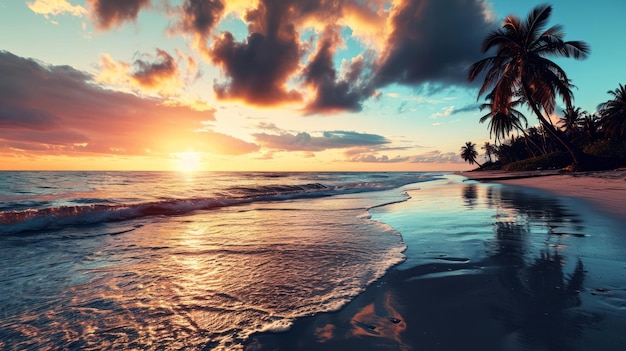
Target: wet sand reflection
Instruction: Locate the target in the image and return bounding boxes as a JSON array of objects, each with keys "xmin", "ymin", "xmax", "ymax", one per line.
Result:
[{"xmin": 245, "ymin": 178, "xmax": 626, "ymax": 350}]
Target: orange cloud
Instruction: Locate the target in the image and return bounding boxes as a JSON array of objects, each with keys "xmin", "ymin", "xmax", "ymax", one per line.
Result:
[
  {"xmin": 339, "ymin": 0, "xmax": 388, "ymax": 48},
  {"xmin": 0, "ymin": 51, "xmax": 260, "ymax": 159},
  {"xmin": 96, "ymin": 49, "xmax": 198, "ymax": 97},
  {"xmin": 27, "ymin": 0, "xmax": 87, "ymax": 18}
]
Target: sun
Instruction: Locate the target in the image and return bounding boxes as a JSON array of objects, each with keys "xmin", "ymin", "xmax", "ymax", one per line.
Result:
[{"xmin": 174, "ymin": 151, "xmax": 202, "ymax": 172}]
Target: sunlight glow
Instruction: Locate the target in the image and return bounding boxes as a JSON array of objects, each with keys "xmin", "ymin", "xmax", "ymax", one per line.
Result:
[{"xmin": 174, "ymin": 151, "xmax": 202, "ymax": 172}]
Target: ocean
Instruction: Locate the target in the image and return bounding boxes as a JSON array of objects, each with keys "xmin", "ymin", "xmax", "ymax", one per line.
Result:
[{"xmin": 0, "ymin": 171, "xmax": 440, "ymax": 350}]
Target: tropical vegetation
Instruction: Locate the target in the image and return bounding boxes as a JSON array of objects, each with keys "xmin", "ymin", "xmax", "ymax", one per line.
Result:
[
  {"xmin": 460, "ymin": 141, "xmax": 482, "ymax": 167},
  {"xmin": 461, "ymin": 4, "xmax": 626, "ymax": 171}
]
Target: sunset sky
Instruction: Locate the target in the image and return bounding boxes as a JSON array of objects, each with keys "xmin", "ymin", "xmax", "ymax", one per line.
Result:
[{"xmin": 1, "ymin": 0, "xmax": 625, "ymax": 171}]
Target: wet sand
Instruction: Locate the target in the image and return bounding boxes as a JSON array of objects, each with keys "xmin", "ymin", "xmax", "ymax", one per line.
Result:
[
  {"xmin": 244, "ymin": 174, "xmax": 626, "ymax": 351},
  {"xmin": 462, "ymin": 169, "xmax": 626, "ymax": 220}
]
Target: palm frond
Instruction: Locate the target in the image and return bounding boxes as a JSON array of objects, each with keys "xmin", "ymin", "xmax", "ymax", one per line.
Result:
[
  {"xmin": 524, "ymin": 4, "xmax": 552, "ymax": 46},
  {"xmin": 563, "ymin": 40, "xmax": 591, "ymax": 59},
  {"xmin": 481, "ymin": 30, "xmax": 513, "ymax": 53}
]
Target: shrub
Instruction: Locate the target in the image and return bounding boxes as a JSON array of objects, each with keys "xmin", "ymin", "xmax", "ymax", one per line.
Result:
[{"xmin": 502, "ymin": 152, "xmax": 571, "ymax": 171}]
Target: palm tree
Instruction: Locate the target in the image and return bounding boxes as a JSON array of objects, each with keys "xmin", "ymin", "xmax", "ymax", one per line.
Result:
[
  {"xmin": 479, "ymin": 93, "xmax": 551, "ymax": 157},
  {"xmin": 479, "ymin": 93, "xmax": 528, "ymax": 144},
  {"xmin": 558, "ymin": 106, "xmax": 585, "ymax": 138},
  {"xmin": 468, "ymin": 4, "xmax": 590, "ymax": 167},
  {"xmin": 598, "ymin": 83, "xmax": 626, "ymax": 138},
  {"xmin": 580, "ymin": 113, "xmax": 600, "ymax": 141},
  {"xmin": 461, "ymin": 141, "xmax": 482, "ymax": 167},
  {"xmin": 482, "ymin": 141, "xmax": 497, "ymax": 163},
  {"xmin": 558, "ymin": 106, "xmax": 587, "ymax": 142}
]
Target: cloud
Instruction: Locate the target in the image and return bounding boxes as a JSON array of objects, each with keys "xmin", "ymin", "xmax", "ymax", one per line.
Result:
[
  {"xmin": 450, "ymin": 103, "xmax": 481, "ymax": 114},
  {"xmin": 372, "ymin": 0, "xmax": 495, "ymax": 87},
  {"xmin": 0, "ymin": 51, "xmax": 263, "ymax": 158},
  {"xmin": 254, "ymin": 122, "xmax": 281, "ymax": 132},
  {"xmin": 302, "ymin": 27, "xmax": 374, "ymax": 114},
  {"xmin": 409, "ymin": 150, "xmax": 464, "ymax": 163},
  {"xmin": 45, "ymin": 0, "xmax": 496, "ymax": 114},
  {"xmin": 131, "ymin": 49, "xmax": 180, "ymax": 88},
  {"xmin": 173, "ymin": 0, "xmax": 226, "ymax": 56},
  {"xmin": 196, "ymin": 130, "xmax": 260, "ymax": 155},
  {"xmin": 205, "ymin": 0, "xmax": 383, "ymax": 110},
  {"xmin": 253, "ymin": 129, "xmax": 389, "ymax": 152},
  {"xmin": 208, "ymin": 0, "xmax": 304, "ymax": 106},
  {"xmin": 87, "ymin": 0, "xmax": 151, "ymax": 30},
  {"xmin": 96, "ymin": 49, "xmax": 198, "ymax": 97},
  {"xmin": 429, "ymin": 106, "xmax": 455, "ymax": 119},
  {"xmin": 0, "ymin": 106, "xmax": 61, "ymax": 130},
  {"xmin": 27, "ymin": 0, "xmax": 87, "ymax": 18},
  {"xmin": 342, "ymin": 143, "xmax": 416, "ymax": 163},
  {"xmin": 347, "ymin": 153, "xmax": 410, "ymax": 163}
]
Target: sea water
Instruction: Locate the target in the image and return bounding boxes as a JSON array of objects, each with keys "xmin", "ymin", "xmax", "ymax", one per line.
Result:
[{"xmin": 0, "ymin": 171, "xmax": 441, "ymax": 350}]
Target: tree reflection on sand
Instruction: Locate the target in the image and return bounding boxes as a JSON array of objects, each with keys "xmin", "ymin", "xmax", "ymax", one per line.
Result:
[
  {"xmin": 483, "ymin": 187, "xmax": 602, "ymax": 350},
  {"xmin": 489, "ymin": 223, "xmax": 600, "ymax": 350}
]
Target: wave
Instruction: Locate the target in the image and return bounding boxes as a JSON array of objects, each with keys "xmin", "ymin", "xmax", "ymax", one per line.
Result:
[{"xmin": 0, "ymin": 177, "xmax": 434, "ymax": 235}]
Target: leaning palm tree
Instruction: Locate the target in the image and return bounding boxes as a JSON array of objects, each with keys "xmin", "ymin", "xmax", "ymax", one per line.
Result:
[
  {"xmin": 460, "ymin": 141, "xmax": 482, "ymax": 167},
  {"xmin": 468, "ymin": 4, "xmax": 590, "ymax": 167},
  {"xmin": 598, "ymin": 83, "xmax": 626, "ymax": 138}
]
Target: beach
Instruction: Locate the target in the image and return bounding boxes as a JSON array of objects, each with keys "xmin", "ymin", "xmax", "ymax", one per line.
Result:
[
  {"xmin": 2, "ymin": 171, "xmax": 625, "ymax": 350},
  {"xmin": 245, "ymin": 172, "xmax": 626, "ymax": 351}
]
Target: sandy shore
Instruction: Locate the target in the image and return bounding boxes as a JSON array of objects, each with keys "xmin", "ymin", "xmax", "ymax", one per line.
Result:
[
  {"xmin": 461, "ymin": 169, "xmax": 626, "ymax": 220},
  {"xmin": 244, "ymin": 174, "xmax": 626, "ymax": 351}
]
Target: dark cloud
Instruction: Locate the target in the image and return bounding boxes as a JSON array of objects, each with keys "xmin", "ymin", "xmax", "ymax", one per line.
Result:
[
  {"xmin": 322, "ymin": 131, "xmax": 388, "ymax": 146},
  {"xmin": 0, "ymin": 106, "xmax": 61, "ymax": 130},
  {"xmin": 176, "ymin": 0, "xmax": 225, "ymax": 55},
  {"xmin": 450, "ymin": 103, "xmax": 481, "ymax": 114},
  {"xmin": 180, "ymin": 0, "xmax": 224, "ymax": 35},
  {"xmin": 88, "ymin": 0, "xmax": 151, "ymax": 30},
  {"xmin": 130, "ymin": 49, "xmax": 178, "ymax": 88},
  {"xmin": 204, "ymin": 0, "xmax": 493, "ymax": 112},
  {"xmin": 208, "ymin": 0, "xmax": 303, "ymax": 106},
  {"xmin": 373, "ymin": 0, "xmax": 495, "ymax": 87},
  {"xmin": 253, "ymin": 129, "xmax": 389, "ymax": 152},
  {"xmin": 302, "ymin": 26, "xmax": 374, "ymax": 114},
  {"xmin": 0, "ymin": 51, "xmax": 262, "ymax": 158},
  {"xmin": 81, "ymin": 0, "xmax": 494, "ymax": 114}
]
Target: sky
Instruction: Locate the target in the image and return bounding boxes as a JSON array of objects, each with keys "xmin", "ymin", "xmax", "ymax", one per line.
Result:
[{"xmin": 1, "ymin": 0, "xmax": 625, "ymax": 172}]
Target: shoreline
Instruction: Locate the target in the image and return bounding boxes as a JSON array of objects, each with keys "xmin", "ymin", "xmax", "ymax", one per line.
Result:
[{"xmin": 460, "ymin": 169, "xmax": 626, "ymax": 220}]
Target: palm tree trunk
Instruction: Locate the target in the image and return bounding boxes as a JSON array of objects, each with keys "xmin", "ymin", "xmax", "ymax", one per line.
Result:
[
  {"xmin": 522, "ymin": 83, "xmax": 581, "ymax": 167},
  {"xmin": 522, "ymin": 136, "xmax": 538, "ymax": 157},
  {"xmin": 514, "ymin": 123, "xmax": 541, "ymax": 157}
]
